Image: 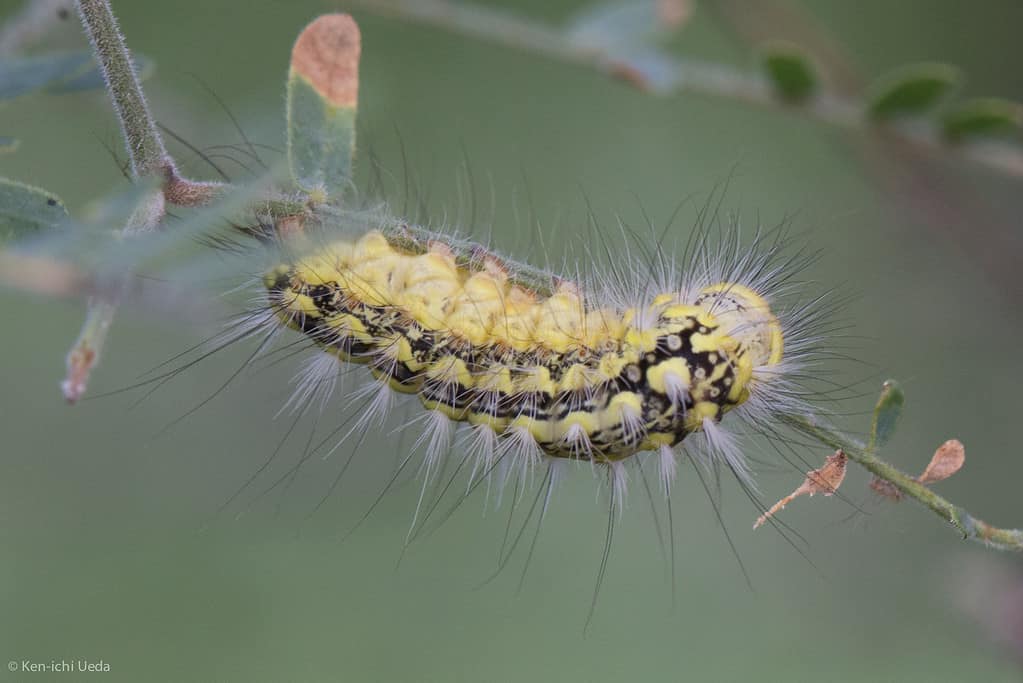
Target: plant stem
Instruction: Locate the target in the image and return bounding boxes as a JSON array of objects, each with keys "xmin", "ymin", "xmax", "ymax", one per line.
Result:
[
  {"xmin": 345, "ymin": 0, "xmax": 1023, "ymax": 180},
  {"xmin": 788, "ymin": 414, "xmax": 1023, "ymax": 552},
  {"xmin": 74, "ymin": 0, "xmax": 226, "ymax": 206},
  {"xmin": 75, "ymin": 0, "xmax": 170, "ymax": 180}
]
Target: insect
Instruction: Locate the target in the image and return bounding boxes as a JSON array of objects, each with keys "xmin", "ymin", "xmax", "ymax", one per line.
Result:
[{"xmin": 259, "ymin": 212, "xmax": 819, "ymax": 502}]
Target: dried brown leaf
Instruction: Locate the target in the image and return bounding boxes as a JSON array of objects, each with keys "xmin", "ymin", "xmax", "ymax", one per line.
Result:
[
  {"xmin": 917, "ymin": 438, "xmax": 965, "ymax": 484},
  {"xmin": 754, "ymin": 450, "xmax": 847, "ymax": 529},
  {"xmin": 290, "ymin": 14, "xmax": 361, "ymax": 108},
  {"xmin": 869, "ymin": 475, "xmax": 903, "ymax": 501}
]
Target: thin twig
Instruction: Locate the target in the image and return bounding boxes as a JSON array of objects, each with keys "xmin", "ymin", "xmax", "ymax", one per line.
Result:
[
  {"xmin": 787, "ymin": 414, "xmax": 1023, "ymax": 552},
  {"xmin": 709, "ymin": 0, "xmax": 1023, "ymax": 302},
  {"xmin": 344, "ymin": 0, "xmax": 1023, "ymax": 180}
]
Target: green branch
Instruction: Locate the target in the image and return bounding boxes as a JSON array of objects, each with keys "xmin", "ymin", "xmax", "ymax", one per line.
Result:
[
  {"xmin": 344, "ymin": 0, "xmax": 1023, "ymax": 180},
  {"xmin": 787, "ymin": 413, "xmax": 1023, "ymax": 552}
]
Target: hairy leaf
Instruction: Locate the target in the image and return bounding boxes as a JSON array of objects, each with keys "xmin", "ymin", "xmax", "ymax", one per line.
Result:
[
  {"xmin": 0, "ymin": 52, "xmax": 91, "ymax": 100},
  {"xmin": 0, "ymin": 50, "xmax": 152, "ymax": 101},
  {"xmin": 869, "ymin": 380, "xmax": 905, "ymax": 450},
  {"xmin": 0, "ymin": 177, "xmax": 67, "ymax": 244},
  {"xmin": 47, "ymin": 52, "xmax": 153, "ymax": 94}
]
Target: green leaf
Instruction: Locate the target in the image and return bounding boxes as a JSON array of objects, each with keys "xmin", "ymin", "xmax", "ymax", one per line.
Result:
[
  {"xmin": 867, "ymin": 63, "xmax": 961, "ymax": 119},
  {"xmin": 0, "ymin": 52, "xmax": 91, "ymax": 101},
  {"xmin": 0, "ymin": 51, "xmax": 152, "ymax": 101},
  {"xmin": 0, "ymin": 137, "xmax": 18, "ymax": 154},
  {"xmin": 48, "ymin": 53, "xmax": 153, "ymax": 94},
  {"xmin": 287, "ymin": 77, "xmax": 356, "ymax": 196},
  {"xmin": 286, "ymin": 15, "xmax": 361, "ymax": 199},
  {"xmin": 869, "ymin": 380, "xmax": 905, "ymax": 451},
  {"xmin": 0, "ymin": 177, "xmax": 68, "ymax": 244},
  {"xmin": 941, "ymin": 98, "xmax": 1023, "ymax": 142},
  {"xmin": 759, "ymin": 42, "xmax": 818, "ymax": 102}
]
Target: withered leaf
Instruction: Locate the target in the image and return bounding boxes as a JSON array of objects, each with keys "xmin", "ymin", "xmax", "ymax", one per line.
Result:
[
  {"xmin": 754, "ymin": 450, "xmax": 847, "ymax": 529},
  {"xmin": 869, "ymin": 475, "xmax": 903, "ymax": 501},
  {"xmin": 918, "ymin": 439, "xmax": 965, "ymax": 484}
]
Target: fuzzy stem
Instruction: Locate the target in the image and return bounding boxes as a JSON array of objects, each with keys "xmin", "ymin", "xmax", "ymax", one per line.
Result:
[
  {"xmin": 75, "ymin": 0, "xmax": 171, "ymax": 180},
  {"xmin": 788, "ymin": 414, "xmax": 1023, "ymax": 552},
  {"xmin": 345, "ymin": 0, "xmax": 1023, "ymax": 180},
  {"xmin": 74, "ymin": 0, "xmax": 227, "ymax": 206}
]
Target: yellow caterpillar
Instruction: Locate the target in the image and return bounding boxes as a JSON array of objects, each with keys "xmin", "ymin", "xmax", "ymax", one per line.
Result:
[{"xmin": 253, "ymin": 211, "xmax": 806, "ymax": 498}]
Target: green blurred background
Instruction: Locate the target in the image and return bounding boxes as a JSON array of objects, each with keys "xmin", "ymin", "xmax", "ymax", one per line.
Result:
[{"xmin": 2, "ymin": 1, "xmax": 1023, "ymax": 681}]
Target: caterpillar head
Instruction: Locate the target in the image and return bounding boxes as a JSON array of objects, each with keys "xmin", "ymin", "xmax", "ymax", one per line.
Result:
[{"xmin": 693, "ymin": 283, "xmax": 783, "ymax": 369}]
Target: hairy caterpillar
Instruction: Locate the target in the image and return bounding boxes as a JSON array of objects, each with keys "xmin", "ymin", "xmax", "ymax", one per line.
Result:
[
  {"xmin": 229, "ymin": 194, "xmax": 827, "ymax": 515},
  {"xmin": 266, "ymin": 228, "xmax": 784, "ymax": 472}
]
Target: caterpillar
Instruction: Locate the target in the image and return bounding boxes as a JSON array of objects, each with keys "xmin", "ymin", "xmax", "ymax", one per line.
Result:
[
  {"xmin": 266, "ymin": 229, "xmax": 780, "ymax": 469},
  {"xmin": 236, "ymin": 196, "xmax": 826, "ymax": 510}
]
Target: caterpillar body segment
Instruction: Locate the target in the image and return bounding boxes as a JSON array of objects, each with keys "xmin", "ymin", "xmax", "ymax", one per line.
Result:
[{"xmin": 264, "ymin": 229, "xmax": 785, "ymax": 464}]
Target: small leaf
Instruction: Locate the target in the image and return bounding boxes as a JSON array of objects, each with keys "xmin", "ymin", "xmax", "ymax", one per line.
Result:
[
  {"xmin": 867, "ymin": 62, "xmax": 961, "ymax": 119},
  {"xmin": 566, "ymin": 0, "xmax": 693, "ymax": 50},
  {"xmin": 869, "ymin": 476, "xmax": 903, "ymax": 502},
  {"xmin": 942, "ymin": 98, "xmax": 1023, "ymax": 142},
  {"xmin": 0, "ymin": 177, "xmax": 68, "ymax": 244},
  {"xmin": 0, "ymin": 52, "xmax": 91, "ymax": 101},
  {"xmin": 0, "ymin": 137, "xmax": 18, "ymax": 154},
  {"xmin": 287, "ymin": 14, "xmax": 361, "ymax": 199},
  {"xmin": 869, "ymin": 379, "xmax": 904, "ymax": 450},
  {"xmin": 754, "ymin": 450, "xmax": 847, "ymax": 529},
  {"xmin": 759, "ymin": 41, "xmax": 818, "ymax": 102},
  {"xmin": 917, "ymin": 439, "xmax": 965, "ymax": 484}
]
